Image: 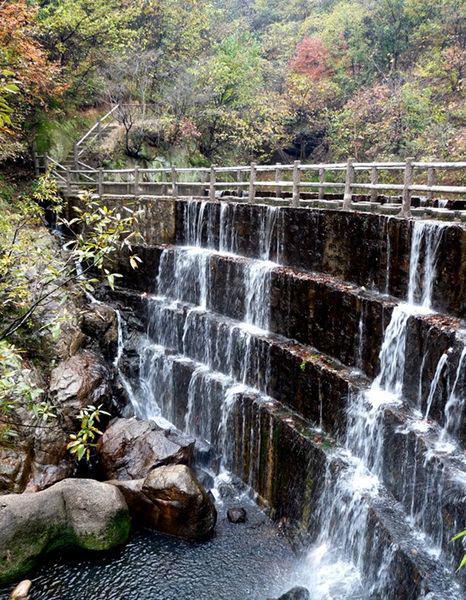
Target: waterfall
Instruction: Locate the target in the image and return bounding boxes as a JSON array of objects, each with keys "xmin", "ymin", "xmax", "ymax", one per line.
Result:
[
  {"xmin": 244, "ymin": 261, "xmax": 274, "ymax": 330},
  {"xmin": 440, "ymin": 346, "xmax": 466, "ymax": 442},
  {"xmin": 407, "ymin": 220, "xmax": 447, "ymax": 308},
  {"xmin": 119, "ymin": 201, "xmax": 462, "ymax": 597},
  {"xmin": 305, "ymin": 218, "xmax": 456, "ymax": 586},
  {"xmin": 424, "ymin": 351, "xmax": 449, "ymax": 421},
  {"xmin": 138, "ymin": 200, "xmax": 280, "ymax": 472}
]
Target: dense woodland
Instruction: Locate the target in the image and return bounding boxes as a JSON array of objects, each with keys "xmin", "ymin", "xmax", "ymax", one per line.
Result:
[{"xmin": 0, "ymin": 0, "xmax": 464, "ymax": 168}]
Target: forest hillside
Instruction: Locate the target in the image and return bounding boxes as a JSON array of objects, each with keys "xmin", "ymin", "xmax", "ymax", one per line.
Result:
[{"xmin": 1, "ymin": 0, "xmax": 464, "ymax": 168}]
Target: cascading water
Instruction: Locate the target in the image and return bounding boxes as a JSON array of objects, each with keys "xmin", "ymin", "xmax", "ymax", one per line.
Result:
[
  {"xmin": 440, "ymin": 346, "xmax": 466, "ymax": 442},
  {"xmin": 120, "ymin": 201, "xmax": 463, "ymax": 599},
  {"xmin": 137, "ymin": 200, "xmax": 280, "ymax": 482},
  {"xmin": 297, "ymin": 218, "xmax": 463, "ymax": 595}
]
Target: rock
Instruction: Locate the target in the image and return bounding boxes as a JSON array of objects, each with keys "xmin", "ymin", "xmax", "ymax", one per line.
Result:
[
  {"xmin": 0, "ymin": 478, "xmax": 130, "ymax": 584},
  {"xmin": 227, "ymin": 507, "xmax": 247, "ymax": 523},
  {"xmin": 81, "ymin": 303, "xmax": 118, "ymax": 359},
  {"xmin": 25, "ymin": 426, "xmax": 74, "ymax": 492},
  {"xmin": 49, "ymin": 350, "xmax": 112, "ymax": 420},
  {"xmin": 97, "ymin": 418, "xmax": 193, "ymax": 480},
  {"xmin": 141, "ymin": 464, "xmax": 217, "ymax": 539},
  {"xmin": 108, "ymin": 465, "xmax": 217, "ymax": 539},
  {"xmin": 10, "ymin": 579, "xmax": 31, "ymax": 599},
  {"xmin": 274, "ymin": 588, "xmax": 311, "ymax": 600}
]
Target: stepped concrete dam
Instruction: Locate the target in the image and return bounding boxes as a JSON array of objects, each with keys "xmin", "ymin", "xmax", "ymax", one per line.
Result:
[
  {"xmin": 104, "ymin": 197, "xmax": 466, "ymax": 598},
  {"xmin": 38, "ymin": 195, "xmax": 464, "ymax": 599}
]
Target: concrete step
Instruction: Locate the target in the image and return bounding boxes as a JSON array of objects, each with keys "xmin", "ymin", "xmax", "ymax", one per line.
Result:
[
  {"xmin": 172, "ymin": 199, "xmax": 466, "ymax": 318},
  {"xmin": 113, "ymin": 244, "xmax": 465, "ymax": 427}
]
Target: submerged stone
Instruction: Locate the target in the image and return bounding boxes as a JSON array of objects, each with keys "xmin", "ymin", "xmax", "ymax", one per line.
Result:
[{"xmin": 227, "ymin": 507, "xmax": 247, "ymax": 523}]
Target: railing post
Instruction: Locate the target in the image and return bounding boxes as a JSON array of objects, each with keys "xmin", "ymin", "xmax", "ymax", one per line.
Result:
[
  {"xmin": 44, "ymin": 154, "xmax": 49, "ymax": 172},
  {"xmin": 292, "ymin": 160, "xmax": 301, "ymax": 207},
  {"xmin": 318, "ymin": 167, "xmax": 325, "ymax": 200},
  {"xmin": 73, "ymin": 143, "xmax": 79, "ymax": 168},
  {"xmin": 370, "ymin": 166, "xmax": 378, "ymax": 203},
  {"xmin": 400, "ymin": 157, "xmax": 413, "ymax": 218},
  {"xmin": 342, "ymin": 157, "xmax": 355, "ymax": 210},
  {"xmin": 134, "ymin": 167, "xmax": 140, "ymax": 197},
  {"xmin": 427, "ymin": 166, "xmax": 435, "ymax": 203},
  {"xmin": 66, "ymin": 168, "xmax": 71, "ymax": 195},
  {"xmin": 236, "ymin": 168, "xmax": 242, "ymax": 198},
  {"xmin": 98, "ymin": 168, "xmax": 103, "ymax": 197},
  {"xmin": 248, "ymin": 162, "xmax": 257, "ymax": 204},
  {"xmin": 171, "ymin": 166, "xmax": 178, "ymax": 198},
  {"xmin": 275, "ymin": 163, "xmax": 282, "ymax": 198},
  {"xmin": 209, "ymin": 165, "xmax": 216, "ymax": 201}
]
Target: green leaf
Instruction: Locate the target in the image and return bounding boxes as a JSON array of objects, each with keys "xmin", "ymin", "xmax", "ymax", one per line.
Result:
[
  {"xmin": 457, "ymin": 554, "xmax": 466, "ymax": 572},
  {"xmin": 451, "ymin": 530, "xmax": 466, "ymax": 542}
]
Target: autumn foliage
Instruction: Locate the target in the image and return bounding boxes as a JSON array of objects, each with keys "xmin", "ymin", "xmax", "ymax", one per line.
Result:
[
  {"xmin": 289, "ymin": 37, "xmax": 331, "ymax": 81},
  {"xmin": 0, "ymin": 0, "xmax": 464, "ymax": 165},
  {"xmin": 0, "ymin": 0, "xmax": 62, "ymax": 158}
]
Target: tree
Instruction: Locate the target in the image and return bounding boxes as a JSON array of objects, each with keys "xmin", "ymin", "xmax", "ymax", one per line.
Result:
[
  {"xmin": 36, "ymin": 0, "xmax": 138, "ymax": 100},
  {"xmin": 0, "ymin": 0, "xmax": 61, "ymax": 160}
]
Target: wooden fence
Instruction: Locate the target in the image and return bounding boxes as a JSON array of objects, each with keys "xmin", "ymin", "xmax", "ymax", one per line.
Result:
[
  {"xmin": 41, "ymin": 158, "xmax": 466, "ymax": 218},
  {"xmin": 34, "ymin": 103, "xmax": 466, "ymax": 217}
]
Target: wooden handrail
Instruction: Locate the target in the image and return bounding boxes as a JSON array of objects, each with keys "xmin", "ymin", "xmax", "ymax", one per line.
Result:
[
  {"xmin": 75, "ymin": 105, "xmax": 119, "ymax": 148},
  {"xmin": 43, "ymin": 155, "xmax": 466, "ymax": 216}
]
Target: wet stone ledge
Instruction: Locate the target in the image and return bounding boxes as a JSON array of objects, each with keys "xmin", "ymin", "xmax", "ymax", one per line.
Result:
[
  {"xmin": 140, "ymin": 297, "xmax": 368, "ymax": 436},
  {"xmin": 173, "ymin": 200, "xmax": 466, "ymax": 318}
]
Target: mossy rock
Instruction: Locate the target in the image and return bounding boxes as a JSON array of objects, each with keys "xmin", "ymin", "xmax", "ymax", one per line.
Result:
[{"xmin": 0, "ymin": 479, "xmax": 131, "ymax": 584}]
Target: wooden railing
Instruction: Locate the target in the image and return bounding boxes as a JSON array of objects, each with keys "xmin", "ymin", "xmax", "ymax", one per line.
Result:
[
  {"xmin": 47, "ymin": 158, "xmax": 466, "ymax": 217},
  {"xmin": 73, "ymin": 104, "xmax": 120, "ymax": 163}
]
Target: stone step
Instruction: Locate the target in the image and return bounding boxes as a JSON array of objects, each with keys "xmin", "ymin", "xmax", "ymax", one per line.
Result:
[
  {"xmin": 171, "ymin": 199, "xmax": 466, "ymax": 318},
  {"xmin": 113, "ymin": 244, "xmax": 465, "ymax": 428},
  {"xmin": 114, "ymin": 291, "xmax": 369, "ymax": 436}
]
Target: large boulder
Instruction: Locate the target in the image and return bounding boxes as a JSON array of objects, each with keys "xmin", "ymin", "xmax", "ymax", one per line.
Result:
[
  {"xmin": 0, "ymin": 478, "xmax": 131, "ymax": 584},
  {"xmin": 49, "ymin": 350, "xmax": 112, "ymax": 420},
  {"xmin": 142, "ymin": 464, "xmax": 217, "ymax": 539},
  {"xmin": 97, "ymin": 418, "xmax": 194, "ymax": 480},
  {"xmin": 109, "ymin": 465, "xmax": 217, "ymax": 540}
]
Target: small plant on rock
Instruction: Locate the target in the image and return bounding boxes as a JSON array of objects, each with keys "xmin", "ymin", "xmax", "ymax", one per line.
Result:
[{"xmin": 67, "ymin": 404, "xmax": 110, "ymax": 462}]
